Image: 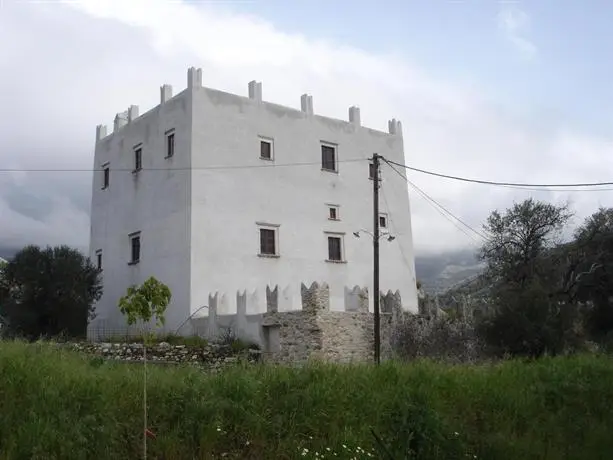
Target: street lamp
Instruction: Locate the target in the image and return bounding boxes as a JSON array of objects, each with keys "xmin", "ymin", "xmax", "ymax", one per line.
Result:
[
  {"xmin": 353, "ymin": 229, "xmax": 396, "ymax": 242},
  {"xmin": 352, "ymin": 226, "xmax": 396, "ymax": 365}
]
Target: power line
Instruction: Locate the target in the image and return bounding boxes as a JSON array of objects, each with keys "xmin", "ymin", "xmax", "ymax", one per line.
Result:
[
  {"xmin": 0, "ymin": 158, "xmax": 367, "ymax": 173},
  {"xmin": 4, "ymin": 156, "xmax": 613, "ymax": 193},
  {"xmin": 385, "ymin": 159, "xmax": 613, "ymax": 189},
  {"xmin": 383, "ymin": 159, "xmax": 487, "ymax": 243}
]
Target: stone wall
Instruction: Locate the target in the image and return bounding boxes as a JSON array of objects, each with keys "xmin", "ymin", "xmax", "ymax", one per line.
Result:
[
  {"xmin": 261, "ymin": 282, "xmax": 402, "ymax": 364},
  {"xmin": 62, "ymin": 341, "xmax": 261, "ymax": 372},
  {"xmin": 87, "ymin": 281, "xmax": 406, "ymax": 366}
]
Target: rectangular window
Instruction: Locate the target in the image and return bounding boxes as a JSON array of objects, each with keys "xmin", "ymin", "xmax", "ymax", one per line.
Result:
[
  {"xmin": 260, "ymin": 138, "xmax": 273, "ymax": 160},
  {"xmin": 129, "ymin": 233, "xmax": 141, "ymax": 264},
  {"xmin": 379, "ymin": 213, "xmax": 388, "ymax": 228},
  {"xmin": 95, "ymin": 250, "xmax": 102, "ymax": 270},
  {"xmin": 369, "ymin": 162, "xmax": 376, "ymax": 180},
  {"xmin": 321, "ymin": 143, "xmax": 337, "ymax": 172},
  {"xmin": 328, "ymin": 205, "xmax": 339, "ymax": 220},
  {"xmin": 102, "ymin": 165, "xmax": 109, "ymax": 189},
  {"xmin": 134, "ymin": 146, "xmax": 142, "ymax": 172},
  {"xmin": 259, "ymin": 228, "xmax": 277, "ymax": 256},
  {"xmin": 327, "ymin": 236, "xmax": 343, "ymax": 262},
  {"xmin": 166, "ymin": 131, "xmax": 175, "ymax": 158}
]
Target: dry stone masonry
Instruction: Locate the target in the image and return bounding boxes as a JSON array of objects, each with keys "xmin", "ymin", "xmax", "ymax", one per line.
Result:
[
  {"xmin": 189, "ymin": 282, "xmax": 405, "ymax": 364},
  {"xmin": 63, "ymin": 341, "xmax": 261, "ymax": 371}
]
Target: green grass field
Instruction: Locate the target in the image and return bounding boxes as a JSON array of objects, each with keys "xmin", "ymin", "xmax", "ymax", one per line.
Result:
[{"xmin": 1, "ymin": 341, "xmax": 613, "ymax": 459}]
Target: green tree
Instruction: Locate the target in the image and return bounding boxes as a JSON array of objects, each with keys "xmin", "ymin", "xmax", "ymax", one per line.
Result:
[
  {"xmin": 477, "ymin": 199, "xmax": 577, "ymax": 357},
  {"xmin": 479, "ymin": 198, "xmax": 572, "ymax": 289},
  {"xmin": 0, "ymin": 245, "xmax": 102, "ymax": 340},
  {"xmin": 118, "ymin": 276, "xmax": 171, "ymax": 460},
  {"xmin": 564, "ymin": 207, "xmax": 613, "ymax": 343},
  {"xmin": 118, "ymin": 276, "xmax": 171, "ymax": 336}
]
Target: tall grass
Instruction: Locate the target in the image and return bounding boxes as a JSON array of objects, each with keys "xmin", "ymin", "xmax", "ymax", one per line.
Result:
[{"xmin": 1, "ymin": 341, "xmax": 613, "ymax": 459}]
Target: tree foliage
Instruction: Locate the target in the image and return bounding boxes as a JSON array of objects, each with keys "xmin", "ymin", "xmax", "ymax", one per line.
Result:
[
  {"xmin": 118, "ymin": 276, "xmax": 171, "ymax": 334},
  {"xmin": 0, "ymin": 245, "xmax": 102, "ymax": 340},
  {"xmin": 479, "ymin": 198, "xmax": 572, "ymax": 289},
  {"xmin": 477, "ymin": 199, "xmax": 577, "ymax": 357},
  {"xmin": 564, "ymin": 208, "xmax": 613, "ymax": 342}
]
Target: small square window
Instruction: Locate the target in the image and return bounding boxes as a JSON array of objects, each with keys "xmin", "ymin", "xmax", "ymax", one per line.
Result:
[
  {"xmin": 102, "ymin": 166, "xmax": 109, "ymax": 189},
  {"xmin": 321, "ymin": 144, "xmax": 337, "ymax": 172},
  {"xmin": 95, "ymin": 250, "xmax": 102, "ymax": 270},
  {"xmin": 379, "ymin": 214, "xmax": 388, "ymax": 228},
  {"xmin": 259, "ymin": 228, "xmax": 278, "ymax": 256},
  {"xmin": 166, "ymin": 131, "xmax": 175, "ymax": 158},
  {"xmin": 327, "ymin": 236, "xmax": 343, "ymax": 262},
  {"xmin": 134, "ymin": 147, "xmax": 142, "ymax": 172},
  {"xmin": 260, "ymin": 138, "xmax": 273, "ymax": 160},
  {"xmin": 129, "ymin": 233, "xmax": 141, "ymax": 264},
  {"xmin": 328, "ymin": 205, "xmax": 340, "ymax": 220}
]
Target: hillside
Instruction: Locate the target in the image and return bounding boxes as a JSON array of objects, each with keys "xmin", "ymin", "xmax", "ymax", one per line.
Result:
[{"xmin": 415, "ymin": 248, "xmax": 485, "ymax": 293}]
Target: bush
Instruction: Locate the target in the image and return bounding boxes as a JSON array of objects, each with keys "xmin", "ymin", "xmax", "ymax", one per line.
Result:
[
  {"xmin": 476, "ymin": 281, "xmax": 584, "ymax": 358},
  {"xmin": 393, "ymin": 313, "xmax": 485, "ymax": 363}
]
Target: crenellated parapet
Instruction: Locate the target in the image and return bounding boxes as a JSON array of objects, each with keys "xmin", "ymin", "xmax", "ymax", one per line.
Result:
[
  {"xmin": 95, "ymin": 66, "xmax": 404, "ymax": 142},
  {"xmin": 187, "ymin": 281, "xmax": 404, "ymax": 364}
]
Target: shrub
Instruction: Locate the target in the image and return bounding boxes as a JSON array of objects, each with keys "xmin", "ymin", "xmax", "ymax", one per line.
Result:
[{"xmin": 393, "ymin": 313, "xmax": 485, "ymax": 363}]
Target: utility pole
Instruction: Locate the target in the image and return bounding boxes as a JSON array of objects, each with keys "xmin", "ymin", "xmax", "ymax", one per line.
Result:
[{"xmin": 372, "ymin": 153, "xmax": 381, "ymax": 365}]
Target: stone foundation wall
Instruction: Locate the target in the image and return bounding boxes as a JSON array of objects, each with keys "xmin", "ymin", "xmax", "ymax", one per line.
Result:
[
  {"xmin": 260, "ymin": 283, "xmax": 403, "ymax": 364},
  {"xmin": 262, "ymin": 311, "xmax": 321, "ymax": 364},
  {"xmin": 62, "ymin": 341, "xmax": 260, "ymax": 371}
]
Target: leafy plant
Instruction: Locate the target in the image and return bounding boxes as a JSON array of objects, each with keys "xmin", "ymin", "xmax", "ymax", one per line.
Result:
[
  {"xmin": 118, "ymin": 276, "xmax": 171, "ymax": 460},
  {"xmin": 118, "ymin": 277, "xmax": 171, "ymax": 336}
]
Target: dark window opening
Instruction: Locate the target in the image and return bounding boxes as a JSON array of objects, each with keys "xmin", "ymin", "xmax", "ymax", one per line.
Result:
[
  {"xmin": 260, "ymin": 140, "xmax": 272, "ymax": 159},
  {"xmin": 130, "ymin": 236, "xmax": 140, "ymax": 264},
  {"xmin": 379, "ymin": 215, "xmax": 387, "ymax": 228},
  {"xmin": 329, "ymin": 207, "xmax": 338, "ymax": 220},
  {"xmin": 328, "ymin": 236, "xmax": 342, "ymax": 261},
  {"xmin": 96, "ymin": 252, "xmax": 102, "ymax": 270},
  {"xmin": 167, "ymin": 133, "xmax": 175, "ymax": 158},
  {"xmin": 369, "ymin": 162, "xmax": 376, "ymax": 179},
  {"xmin": 134, "ymin": 148, "xmax": 142, "ymax": 171},
  {"xmin": 102, "ymin": 167, "xmax": 109, "ymax": 189},
  {"xmin": 260, "ymin": 228, "xmax": 276, "ymax": 255},
  {"xmin": 321, "ymin": 145, "xmax": 336, "ymax": 171}
]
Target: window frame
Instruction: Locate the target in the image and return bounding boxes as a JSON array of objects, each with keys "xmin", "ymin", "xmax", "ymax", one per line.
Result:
[
  {"xmin": 257, "ymin": 223, "xmax": 280, "ymax": 257},
  {"xmin": 325, "ymin": 232, "xmax": 346, "ymax": 263},
  {"xmin": 321, "ymin": 142, "xmax": 338, "ymax": 173},
  {"xmin": 327, "ymin": 204, "xmax": 340, "ymax": 221},
  {"xmin": 95, "ymin": 249, "xmax": 102, "ymax": 270},
  {"xmin": 101, "ymin": 162, "xmax": 110, "ymax": 189},
  {"xmin": 259, "ymin": 136, "xmax": 274, "ymax": 161},
  {"xmin": 133, "ymin": 144, "xmax": 143, "ymax": 173},
  {"xmin": 379, "ymin": 213, "xmax": 388, "ymax": 229},
  {"xmin": 128, "ymin": 232, "xmax": 141, "ymax": 265},
  {"xmin": 369, "ymin": 162, "xmax": 376, "ymax": 180},
  {"xmin": 165, "ymin": 129, "xmax": 175, "ymax": 159}
]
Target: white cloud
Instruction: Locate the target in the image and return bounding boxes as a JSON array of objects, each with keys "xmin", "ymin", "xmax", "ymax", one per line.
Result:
[
  {"xmin": 497, "ymin": 5, "xmax": 537, "ymax": 59},
  {"xmin": 0, "ymin": 0, "xmax": 611, "ymax": 258}
]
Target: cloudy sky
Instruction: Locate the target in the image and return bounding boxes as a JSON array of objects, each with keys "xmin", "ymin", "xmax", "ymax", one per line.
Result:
[{"xmin": 1, "ymin": 0, "xmax": 613, "ymax": 256}]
